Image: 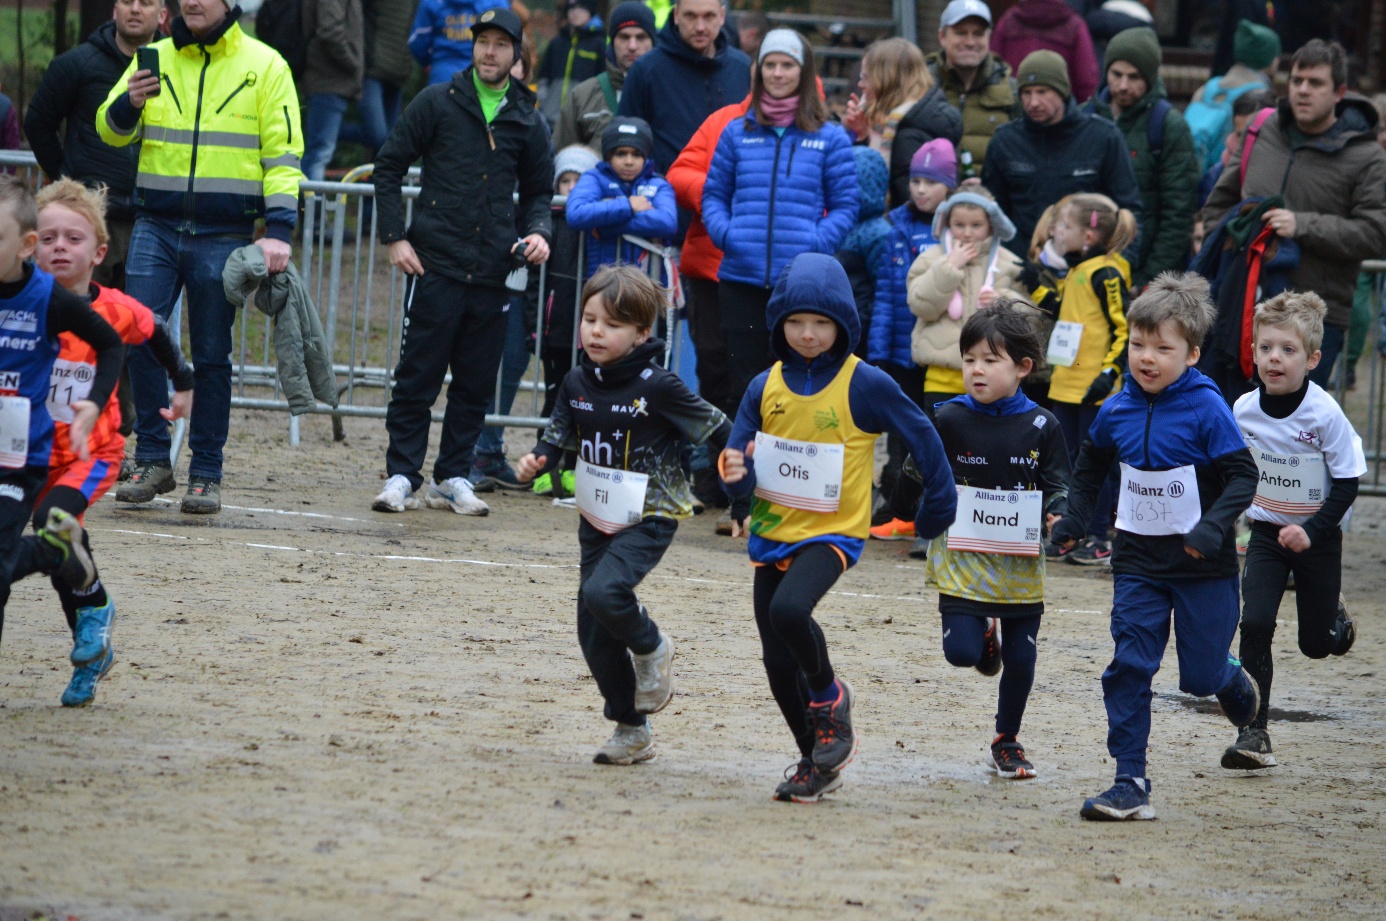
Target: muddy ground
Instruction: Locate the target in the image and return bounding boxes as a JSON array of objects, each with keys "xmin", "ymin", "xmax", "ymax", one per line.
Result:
[{"xmin": 2, "ymin": 410, "xmax": 1384, "ymax": 921}]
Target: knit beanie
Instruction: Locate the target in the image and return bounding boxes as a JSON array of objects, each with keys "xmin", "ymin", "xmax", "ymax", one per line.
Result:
[
  {"xmin": 758, "ymin": 29, "xmax": 805, "ymax": 65},
  {"xmin": 568, "ymin": 0, "xmax": 601, "ymax": 17},
  {"xmin": 1234, "ymin": 19, "xmax": 1282, "ymax": 70},
  {"xmin": 608, "ymin": 1, "xmax": 656, "ymax": 40},
  {"xmin": 1016, "ymin": 50, "xmax": 1071, "ymax": 100},
  {"xmin": 602, "ymin": 116, "xmax": 655, "ymax": 160},
  {"xmin": 1104, "ymin": 26, "xmax": 1161, "ymax": 88},
  {"xmin": 554, "ymin": 145, "xmax": 601, "ymax": 187},
  {"xmin": 909, "ymin": 138, "xmax": 958, "ymax": 188}
]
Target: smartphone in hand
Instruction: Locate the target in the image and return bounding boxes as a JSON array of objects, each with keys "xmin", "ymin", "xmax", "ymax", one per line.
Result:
[{"xmin": 137, "ymin": 46, "xmax": 161, "ymax": 92}]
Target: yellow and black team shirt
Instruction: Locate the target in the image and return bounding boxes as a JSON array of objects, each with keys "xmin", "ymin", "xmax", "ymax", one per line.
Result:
[{"xmin": 1033, "ymin": 251, "xmax": 1131, "ymax": 405}]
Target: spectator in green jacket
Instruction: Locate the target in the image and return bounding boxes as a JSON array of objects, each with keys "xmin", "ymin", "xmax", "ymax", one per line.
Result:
[
  {"xmin": 1087, "ymin": 27, "xmax": 1200, "ymax": 289},
  {"xmin": 924, "ymin": 0, "xmax": 1020, "ymax": 181}
]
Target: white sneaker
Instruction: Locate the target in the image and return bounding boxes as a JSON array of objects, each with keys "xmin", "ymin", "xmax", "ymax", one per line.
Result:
[
  {"xmin": 372, "ymin": 474, "xmax": 421, "ymax": 512},
  {"xmin": 632, "ymin": 631, "xmax": 674, "ymax": 714},
  {"xmin": 593, "ymin": 722, "xmax": 655, "ymax": 765},
  {"xmin": 424, "ymin": 476, "xmax": 490, "ymax": 516}
]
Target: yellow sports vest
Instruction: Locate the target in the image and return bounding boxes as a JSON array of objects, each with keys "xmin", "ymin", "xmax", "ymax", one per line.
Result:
[
  {"xmin": 1048, "ymin": 252, "xmax": 1131, "ymax": 405},
  {"xmin": 752, "ymin": 355, "xmax": 878, "ymax": 543}
]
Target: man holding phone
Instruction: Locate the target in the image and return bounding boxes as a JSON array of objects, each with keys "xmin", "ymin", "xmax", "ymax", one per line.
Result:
[
  {"xmin": 369, "ymin": 8, "xmax": 554, "ymax": 516},
  {"xmin": 96, "ymin": 0, "xmax": 304, "ymax": 514}
]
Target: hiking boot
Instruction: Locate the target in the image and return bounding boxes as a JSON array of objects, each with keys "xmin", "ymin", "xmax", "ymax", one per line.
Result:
[
  {"xmin": 773, "ymin": 758, "xmax": 842, "ymax": 803},
  {"xmin": 37, "ymin": 508, "xmax": 96, "ymax": 592},
  {"xmin": 987, "ymin": 734, "xmax": 1037, "ymax": 779},
  {"xmin": 593, "ymin": 722, "xmax": 655, "ymax": 765},
  {"xmin": 61, "ymin": 649, "xmax": 115, "ymax": 708},
  {"xmin": 869, "ymin": 518, "xmax": 916, "ymax": 541},
  {"xmin": 1069, "ymin": 538, "xmax": 1112, "ymax": 565},
  {"xmin": 115, "ymin": 462, "xmax": 175, "ymax": 503},
  {"xmin": 117, "ymin": 457, "xmax": 134, "ymax": 482},
  {"xmin": 424, "ymin": 477, "xmax": 489, "ymax": 516},
  {"xmin": 471, "ymin": 456, "xmax": 528, "ymax": 492},
  {"xmin": 1221, "ymin": 726, "xmax": 1277, "ymax": 770},
  {"xmin": 180, "ymin": 477, "xmax": 222, "ymax": 514},
  {"xmin": 1080, "ymin": 775, "xmax": 1155, "ymax": 821},
  {"xmin": 976, "ymin": 618, "xmax": 1002, "ymax": 677},
  {"xmin": 372, "ymin": 474, "xmax": 421, "ymax": 512},
  {"xmin": 908, "ymin": 537, "xmax": 929, "ymax": 560},
  {"xmin": 70, "ymin": 599, "xmax": 115, "ymax": 666},
  {"xmin": 632, "ymin": 630, "xmax": 674, "ymax": 714},
  {"xmin": 1216, "ymin": 665, "xmax": 1261, "ymax": 728},
  {"xmin": 1331, "ymin": 593, "xmax": 1355, "ymax": 656},
  {"xmin": 809, "ymin": 678, "xmax": 857, "ymax": 773}
]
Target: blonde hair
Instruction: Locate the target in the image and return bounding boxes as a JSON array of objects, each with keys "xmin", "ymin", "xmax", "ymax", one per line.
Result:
[
  {"xmin": 1127, "ymin": 272, "xmax": 1216, "ymax": 350},
  {"xmin": 35, "ymin": 179, "xmax": 110, "ymax": 247},
  {"xmin": 859, "ymin": 38, "xmax": 933, "ymax": 126},
  {"xmin": 1253, "ymin": 290, "xmax": 1327, "ymax": 354},
  {"xmin": 1029, "ymin": 202, "xmax": 1056, "ymax": 261},
  {"xmin": 0, "ymin": 175, "xmax": 38, "ymax": 236},
  {"xmin": 1061, "ymin": 193, "xmax": 1137, "ymax": 257}
]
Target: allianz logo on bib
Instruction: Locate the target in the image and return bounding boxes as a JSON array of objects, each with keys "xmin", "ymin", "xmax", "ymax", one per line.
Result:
[
  {"xmin": 1127, "ymin": 480, "xmax": 1185, "ymax": 498},
  {"xmin": 1258, "ymin": 450, "xmax": 1300, "ymax": 467},
  {"xmin": 0, "ymin": 309, "xmax": 38, "ymax": 334},
  {"xmin": 773, "ymin": 439, "xmax": 805, "ymax": 454}
]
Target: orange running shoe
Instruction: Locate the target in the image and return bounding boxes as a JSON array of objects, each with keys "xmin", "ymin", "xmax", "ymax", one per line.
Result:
[{"xmin": 868, "ymin": 518, "xmax": 915, "ymax": 541}]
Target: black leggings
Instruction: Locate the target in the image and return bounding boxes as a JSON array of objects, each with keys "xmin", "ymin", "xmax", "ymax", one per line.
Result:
[
  {"xmin": 940, "ymin": 606, "xmax": 1041, "ymax": 737},
  {"xmin": 1238, "ymin": 521, "xmax": 1343, "ymax": 729},
  {"xmin": 753, "ymin": 543, "xmax": 844, "ymax": 759}
]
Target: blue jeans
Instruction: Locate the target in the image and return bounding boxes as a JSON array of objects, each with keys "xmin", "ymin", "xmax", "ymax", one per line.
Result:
[
  {"xmin": 301, "ymin": 93, "xmax": 349, "ymax": 181},
  {"xmin": 339, "ymin": 78, "xmax": 403, "ymax": 156},
  {"xmin": 474, "ymin": 294, "xmax": 530, "ymax": 463},
  {"xmin": 124, "ymin": 219, "xmax": 244, "ymax": 480}
]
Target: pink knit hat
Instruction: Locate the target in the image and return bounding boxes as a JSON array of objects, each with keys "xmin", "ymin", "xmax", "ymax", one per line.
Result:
[{"xmin": 909, "ymin": 139, "xmax": 957, "ymax": 189}]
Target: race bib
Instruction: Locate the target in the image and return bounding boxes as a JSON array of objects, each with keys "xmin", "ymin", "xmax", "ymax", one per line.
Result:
[
  {"xmin": 1115, "ymin": 463, "xmax": 1202, "ymax": 536},
  {"xmin": 1251, "ymin": 449, "xmax": 1326, "ymax": 515},
  {"xmin": 752, "ymin": 431, "xmax": 845, "ymax": 512},
  {"xmin": 946, "ymin": 486, "xmax": 1043, "ymax": 556},
  {"xmin": 46, "ymin": 358, "xmax": 96, "ymax": 425},
  {"xmin": 575, "ymin": 459, "xmax": 649, "ymax": 534},
  {"xmin": 1046, "ymin": 321, "xmax": 1084, "ymax": 368},
  {"xmin": 0, "ymin": 395, "xmax": 30, "ymax": 468}
]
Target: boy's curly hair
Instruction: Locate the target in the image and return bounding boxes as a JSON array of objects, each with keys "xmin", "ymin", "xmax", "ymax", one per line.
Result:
[
  {"xmin": 1253, "ymin": 290, "xmax": 1327, "ymax": 355},
  {"xmin": 1126, "ymin": 272, "xmax": 1216, "ymax": 351}
]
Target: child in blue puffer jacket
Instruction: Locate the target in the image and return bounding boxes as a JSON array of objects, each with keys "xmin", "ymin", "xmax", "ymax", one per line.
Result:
[
  {"xmin": 835, "ymin": 146, "xmax": 892, "ymax": 358},
  {"xmin": 566, "ymin": 117, "xmax": 679, "ymax": 281}
]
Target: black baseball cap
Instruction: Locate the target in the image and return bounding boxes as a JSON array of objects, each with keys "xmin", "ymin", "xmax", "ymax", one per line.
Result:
[{"xmin": 472, "ymin": 8, "xmax": 524, "ymax": 48}]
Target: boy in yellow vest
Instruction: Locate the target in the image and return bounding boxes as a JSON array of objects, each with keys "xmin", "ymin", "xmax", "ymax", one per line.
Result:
[{"xmin": 720, "ymin": 253, "xmax": 957, "ymax": 802}]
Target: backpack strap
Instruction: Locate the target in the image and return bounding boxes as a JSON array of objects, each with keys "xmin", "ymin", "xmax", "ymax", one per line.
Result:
[
  {"xmin": 1146, "ymin": 98, "xmax": 1172, "ymax": 162},
  {"xmin": 1239, "ymin": 107, "xmax": 1275, "ymax": 188},
  {"xmin": 597, "ymin": 71, "xmax": 618, "ymax": 115}
]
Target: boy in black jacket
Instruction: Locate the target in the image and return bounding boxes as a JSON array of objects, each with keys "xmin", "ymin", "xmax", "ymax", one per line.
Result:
[{"xmin": 517, "ymin": 265, "xmax": 731, "ymax": 765}]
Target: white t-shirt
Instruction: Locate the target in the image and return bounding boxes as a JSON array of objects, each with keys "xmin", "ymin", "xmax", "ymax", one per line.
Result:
[{"xmin": 1233, "ymin": 382, "xmax": 1367, "ymax": 526}]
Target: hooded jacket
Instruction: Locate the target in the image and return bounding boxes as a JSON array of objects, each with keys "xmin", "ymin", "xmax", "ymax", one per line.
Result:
[
  {"xmin": 1200, "ymin": 96, "xmax": 1386, "ymax": 329},
  {"xmin": 565, "ymin": 160, "xmax": 678, "ymax": 279},
  {"xmin": 1087, "ymin": 27, "xmax": 1200, "ymax": 287},
  {"xmin": 925, "ymin": 50, "xmax": 1021, "ymax": 178},
  {"xmin": 302, "ymin": 0, "xmax": 366, "ymax": 100},
  {"xmin": 617, "ymin": 19, "xmax": 752, "ymax": 173},
  {"xmin": 374, "ymin": 67, "xmax": 553, "ymax": 287},
  {"xmin": 407, "ymin": 0, "xmax": 512, "ymax": 85},
  {"xmin": 554, "ymin": 58, "xmax": 627, "ymax": 154},
  {"xmin": 885, "ymin": 86, "xmax": 965, "ymax": 208},
  {"xmin": 24, "ymin": 21, "xmax": 140, "ymax": 220},
  {"xmin": 835, "ymin": 146, "xmax": 892, "ymax": 341},
  {"xmin": 990, "ymin": 0, "xmax": 1099, "ymax": 104},
  {"xmin": 981, "ymin": 99, "xmax": 1144, "ymax": 257},
  {"xmin": 666, "ymin": 98, "xmax": 750, "ymax": 281},
  {"xmin": 537, "ymin": 22, "xmax": 609, "ymax": 125},
  {"xmin": 721, "ymin": 253, "xmax": 957, "ymax": 566},
  {"xmin": 871, "ymin": 203, "xmax": 938, "ymax": 368},
  {"xmin": 701, "ymin": 113, "xmax": 859, "ymax": 288},
  {"xmin": 1052, "ymin": 367, "xmax": 1257, "ymax": 579}
]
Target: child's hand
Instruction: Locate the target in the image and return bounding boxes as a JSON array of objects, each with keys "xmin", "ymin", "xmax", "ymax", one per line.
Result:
[
  {"xmin": 1278, "ymin": 524, "xmax": 1312, "ymax": 552},
  {"xmin": 947, "ymin": 242, "xmax": 978, "ymax": 270},
  {"xmin": 720, "ymin": 440, "xmax": 755, "ymax": 484},
  {"xmin": 629, "ymin": 195, "xmax": 652, "ymax": 213},
  {"xmin": 161, "ymin": 389, "xmax": 193, "ymax": 422},
  {"xmin": 68, "ymin": 400, "xmax": 100, "ymax": 461},
  {"xmin": 514, "ymin": 453, "xmax": 544, "ymax": 483},
  {"xmin": 1183, "ymin": 545, "xmax": 1205, "ymax": 560}
]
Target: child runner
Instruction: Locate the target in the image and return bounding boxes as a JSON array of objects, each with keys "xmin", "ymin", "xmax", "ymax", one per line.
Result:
[
  {"xmin": 1225, "ymin": 291, "xmax": 1365, "ymax": 769},
  {"xmin": 0, "ymin": 176, "xmax": 121, "ymax": 679},
  {"xmin": 31, "ymin": 179, "xmax": 194, "ymax": 706},
  {"xmin": 515, "ymin": 265, "xmax": 730, "ymax": 765},
  {"xmin": 926, "ymin": 302, "xmax": 1069, "ymax": 779},
  {"xmin": 1052, "ymin": 272, "xmax": 1262, "ymax": 821},
  {"xmin": 720, "ymin": 252, "xmax": 956, "ymax": 803},
  {"xmin": 1033, "ymin": 193, "xmax": 1136, "ymax": 566}
]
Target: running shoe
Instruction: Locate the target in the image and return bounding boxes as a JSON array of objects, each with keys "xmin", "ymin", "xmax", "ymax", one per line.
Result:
[
  {"xmin": 37, "ymin": 508, "xmax": 96, "ymax": 592},
  {"xmin": 1069, "ymin": 538, "xmax": 1112, "ymax": 566},
  {"xmin": 632, "ymin": 630, "xmax": 674, "ymax": 714},
  {"xmin": 593, "ymin": 722, "xmax": 655, "ymax": 765},
  {"xmin": 471, "ymin": 456, "xmax": 528, "ymax": 491},
  {"xmin": 373, "ymin": 474, "xmax": 421, "ymax": 512},
  {"xmin": 869, "ymin": 518, "xmax": 916, "ymax": 541},
  {"xmin": 532, "ymin": 472, "xmax": 555, "ymax": 496},
  {"xmin": 1331, "ymin": 593, "xmax": 1355, "ymax": 656},
  {"xmin": 976, "ymin": 618, "xmax": 1002, "ymax": 677},
  {"xmin": 71, "ymin": 599, "xmax": 115, "ymax": 666},
  {"xmin": 1221, "ymin": 726, "xmax": 1277, "ymax": 770},
  {"xmin": 773, "ymin": 758, "xmax": 842, "ymax": 803},
  {"xmin": 61, "ymin": 649, "xmax": 115, "ymax": 708},
  {"xmin": 1081, "ymin": 775, "xmax": 1155, "ymax": 821},
  {"xmin": 987, "ymin": 734, "xmax": 1036, "ymax": 779},
  {"xmin": 809, "ymin": 678, "xmax": 857, "ymax": 772},
  {"xmin": 425, "ymin": 477, "xmax": 490, "ymax": 516}
]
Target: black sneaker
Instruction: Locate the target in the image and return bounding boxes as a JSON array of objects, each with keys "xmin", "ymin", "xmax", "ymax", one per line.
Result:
[
  {"xmin": 1221, "ymin": 726, "xmax": 1277, "ymax": 770},
  {"xmin": 1331, "ymin": 594, "xmax": 1355, "ymax": 656},
  {"xmin": 1215, "ymin": 665, "xmax": 1261, "ymax": 728},
  {"xmin": 1069, "ymin": 538, "xmax": 1112, "ymax": 566},
  {"xmin": 1080, "ymin": 775, "xmax": 1155, "ymax": 821},
  {"xmin": 908, "ymin": 537, "xmax": 929, "ymax": 560},
  {"xmin": 115, "ymin": 462, "xmax": 175, "ymax": 503},
  {"xmin": 181, "ymin": 477, "xmax": 222, "ymax": 514},
  {"xmin": 987, "ymin": 734, "xmax": 1036, "ymax": 779},
  {"xmin": 773, "ymin": 758, "xmax": 842, "ymax": 803},
  {"xmin": 976, "ymin": 618, "xmax": 1002, "ymax": 677},
  {"xmin": 809, "ymin": 678, "xmax": 857, "ymax": 772},
  {"xmin": 1044, "ymin": 540, "xmax": 1074, "ymax": 561}
]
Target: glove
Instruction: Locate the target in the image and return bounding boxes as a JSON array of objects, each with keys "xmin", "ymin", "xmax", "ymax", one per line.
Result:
[{"xmin": 1082, "ymin": 368, "xmax": 1119, "ymax": 406}]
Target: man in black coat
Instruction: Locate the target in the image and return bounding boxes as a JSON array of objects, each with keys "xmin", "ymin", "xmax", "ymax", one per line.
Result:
[
  {"xmin": 371, "ymin": 7, "xmax": 554, "ymax": 518},
  {"xmin": 24, "ymin": 0, "xmax": 166, "ymax": 289}
]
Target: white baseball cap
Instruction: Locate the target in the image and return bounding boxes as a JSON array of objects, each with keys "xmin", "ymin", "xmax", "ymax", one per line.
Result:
[{"xmin": 940, "ymin": 0, "xmax": 992, "ymax": 28}]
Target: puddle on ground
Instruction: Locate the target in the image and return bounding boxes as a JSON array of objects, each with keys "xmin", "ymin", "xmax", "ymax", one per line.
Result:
[{"xmin": 1163, "ymin": 693, "xmax": 1335, "ymax": 723}]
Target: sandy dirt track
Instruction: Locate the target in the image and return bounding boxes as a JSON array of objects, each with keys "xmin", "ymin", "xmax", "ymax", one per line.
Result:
[{"xmin": 2, "ymin": 412, "xmax": 1384, "ymax": 921}]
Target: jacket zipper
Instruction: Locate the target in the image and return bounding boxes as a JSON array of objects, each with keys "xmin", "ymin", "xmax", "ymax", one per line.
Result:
[
  {"xmin": 185, "ymin": 47, "xmax": 212, "ymax": 223},
  {"xmin": 764, "ymin": 130, "xmax": 785, "ymax": 287},
  {"xmin": 283, "ymin": 105, "xmax": 293, "ymax": 145},
  {"xmin": 1142, "ymin": 394, "xmax": 1155, "ymax": 468},
  {"xmin": 215, "ymin": 76, "xmax": 254, "ymax": 114},
  {"xmin": 162, "ymin": 75, "xmax": 183, "ymax": 113}
]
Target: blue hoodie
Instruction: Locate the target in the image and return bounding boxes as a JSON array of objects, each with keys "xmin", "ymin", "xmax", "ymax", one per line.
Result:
[
  {"xmin": 408, "ymin": 0, "xmax": 512, "ymax": 86},
  {"xmin": 565, "ymin": 160, "xmax": 679, "ymax": 279},
  {"xmin": 721, "ymin": 253, "xmax": 957, "ymax": 565},
  {"xmin": 870, "ymin": 202, "xmax": 937, "ymax": 368}
]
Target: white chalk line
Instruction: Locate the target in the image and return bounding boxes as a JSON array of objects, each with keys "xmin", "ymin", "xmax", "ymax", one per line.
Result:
[{"xmin": 109, "ymin": 494, "xmax": 396, "ymax": 526}]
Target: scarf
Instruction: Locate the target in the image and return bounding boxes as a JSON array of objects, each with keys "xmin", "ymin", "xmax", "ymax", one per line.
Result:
[{"xmin": 759, "ymin": 94, "xmax": 800, "ymax": 128}]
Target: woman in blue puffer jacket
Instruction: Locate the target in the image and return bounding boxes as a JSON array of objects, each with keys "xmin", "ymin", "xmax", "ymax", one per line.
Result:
[{"xmin": 702, "ymin": 29, "xmax": 859, "ymax": 415}]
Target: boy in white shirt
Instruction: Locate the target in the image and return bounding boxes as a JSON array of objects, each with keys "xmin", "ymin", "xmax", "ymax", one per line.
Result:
[{"xmin": 1226, "ymin": 291, "xmax": 1366, "ymax": 769}]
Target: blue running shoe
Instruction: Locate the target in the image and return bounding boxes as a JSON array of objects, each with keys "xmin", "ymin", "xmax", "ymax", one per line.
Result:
[
  {"xmin": 1080, "ymin": 775, "xmax": 1155, "ymax": 821},
  {"xmin": 71, "ymin": 599, "xmax": 115, "ymax": 666},
  {"xmin": 1216, "ymin": 664, "xmax": 1261, "ymax": 728},
  {"xmin": 61, "ymin": 649, "xmax": 114, "ymax": 708}
]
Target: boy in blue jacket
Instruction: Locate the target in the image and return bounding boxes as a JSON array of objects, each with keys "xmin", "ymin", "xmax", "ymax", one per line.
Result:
[
  {"xmin": 1053, "ymin": 272, "xmax": 1261, "ymax": 822},
  {"xmin": 566, "ymin": 117, "xmax": 679, "ymax": 281}
]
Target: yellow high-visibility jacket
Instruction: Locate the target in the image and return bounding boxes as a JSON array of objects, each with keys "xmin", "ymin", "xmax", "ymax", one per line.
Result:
[{"xmin": 97, "ymin": 19, "xmax": 303, "ymax": 240}]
